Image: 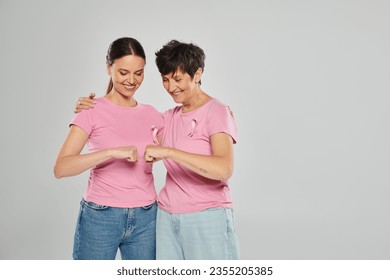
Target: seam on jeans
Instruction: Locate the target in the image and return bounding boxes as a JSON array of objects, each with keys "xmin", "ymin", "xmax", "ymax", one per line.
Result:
[
  {"xmin": 82, "ymin": 200, "xmax": 109, "ymax": 210},
  {"xmin": 122, "ymin": 208, "xmax": 136, "ymax": 239},
  {"xmin": 173, "ymin": 214, "xmax": 185, "ymax": 259},
  {"xmin": 225, "ymin": 208, "xmax": 236, "ymax": 259},
  {"xmin": 230, "ymin": 208, "xmax": 237, "ymax": 233},
  {"xmin": 73, "ymin": 203, "xmax": 84, "ymax": 260}
]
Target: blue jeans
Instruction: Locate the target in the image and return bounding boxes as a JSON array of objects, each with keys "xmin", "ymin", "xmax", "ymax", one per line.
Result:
[
  {"xmin": 73, "ymin": 198, "xmax": 157, "ymax": 260},
  {"xmin": 156, "ymin": 207, "xmax": 240, "ymax": 260}
]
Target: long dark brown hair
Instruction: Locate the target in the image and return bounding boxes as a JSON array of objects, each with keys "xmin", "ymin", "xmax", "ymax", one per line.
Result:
[{"xmin": 105, "ymin": 37, "xmax": 146, "ymax": 94}]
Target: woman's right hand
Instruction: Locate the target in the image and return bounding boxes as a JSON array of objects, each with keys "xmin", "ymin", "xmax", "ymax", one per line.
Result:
[
  {"xmin": 74, "ymin": 93, "xmax": 96, "ymax": 113},
  {"xmin": 109, "ymin": 146, "xmax": 138, "ymax": 162}
]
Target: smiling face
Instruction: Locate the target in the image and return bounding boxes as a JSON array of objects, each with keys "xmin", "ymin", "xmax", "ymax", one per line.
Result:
[
  {"xmin": 161, "ymin": 68, "xmax": 202, "ymax": 105},
  {"xmin": 107, "ymin": 55, "xmax": 145, "ymax": 98}
]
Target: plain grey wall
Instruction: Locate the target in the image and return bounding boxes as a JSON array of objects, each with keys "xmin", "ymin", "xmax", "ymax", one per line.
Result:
[{"xmin": 0, "ymin": 0, "xmax": 389, "ymax": 259}]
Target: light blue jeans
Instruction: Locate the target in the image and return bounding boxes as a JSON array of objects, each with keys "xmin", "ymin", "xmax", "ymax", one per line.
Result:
[
  {"xmin": 73, "ymin": 198, "xmax": 157, "ymax": 260},
  {"xmin": 156, "ymin": 207, "xmax": 240, "ymax": 260}
]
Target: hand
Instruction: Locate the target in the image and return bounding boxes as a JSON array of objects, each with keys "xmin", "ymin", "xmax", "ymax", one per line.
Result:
[
  {"xmin": 74, "ymin": 93, "xmax": 96, "ymax": 113},
  {"xmin": 144, "ymin": 145, "xmax": 169, "ymax": 162},
  {"xmin": 109, "ymin": 146, "xmax": 138, "ymax": 162}
]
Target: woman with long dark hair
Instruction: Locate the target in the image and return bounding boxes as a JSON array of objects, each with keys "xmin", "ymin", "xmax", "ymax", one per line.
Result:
[{"xmin": 54, "ymin": 37, "xmax": 163, "ymax": 260}]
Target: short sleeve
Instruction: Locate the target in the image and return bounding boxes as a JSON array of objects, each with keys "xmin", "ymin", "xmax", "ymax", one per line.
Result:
[
  {"xmin": 70, "ymin": 110, "xmax": 93, "ymax": 136},
  {"xmin": 207, "ymin": 104, "xmax": 238, "ymax": 144},
  {"xmin": 151, "ymin": 109, "xmax": 165, "ymax": 143}
]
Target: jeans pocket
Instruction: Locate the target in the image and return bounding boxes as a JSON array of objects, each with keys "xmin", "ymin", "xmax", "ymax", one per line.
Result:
[
  {"xmin": 142, "ymin": 201, "xmax": 156, "ymax": 210},
  {"xmin": 82, "ymin": 199, "xmax": 109, "ymax": 210}
]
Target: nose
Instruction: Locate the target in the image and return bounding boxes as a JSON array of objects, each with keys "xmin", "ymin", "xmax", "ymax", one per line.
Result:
[
  {"xmin": 167, "ymin": 81, "xmax": 176, "ymax": 93},
  {"xmin": 127, "ymin": 74, "xmax": 135, "ymax": 85}
]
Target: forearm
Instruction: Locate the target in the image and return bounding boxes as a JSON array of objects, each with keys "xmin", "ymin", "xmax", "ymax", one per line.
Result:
[
  {"xmin": 54, "ymin": 149, "xmax": 112, "ymax": 178},
  {"xmin": 166, "ymin": 148, "xmax": 233, "ymax": 181}
]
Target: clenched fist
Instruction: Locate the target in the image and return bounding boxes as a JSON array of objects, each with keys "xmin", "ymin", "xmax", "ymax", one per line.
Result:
[
  {"xmin": 109, "ymin": 146, "xmax": 138, "ymax": 162},
  {"xmin": 144, "ymin": 145, "xmax": 170, "ymax": 162}
]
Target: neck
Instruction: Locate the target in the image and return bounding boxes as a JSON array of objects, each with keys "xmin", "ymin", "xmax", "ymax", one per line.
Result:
[
  {"xmin": 107, "ymin": 91, "xmax": 137, "ymax": 108},
  {"xmin": 182, "ymin": 89, "xmax": 210, "ymax": 112}
]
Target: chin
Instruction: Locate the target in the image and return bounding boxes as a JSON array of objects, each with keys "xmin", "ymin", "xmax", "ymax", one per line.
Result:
[
  {"xmin": 124, "ymin": 88, "xmax": 137, "ymax": 95},
  {"xmin": 171, "ymin": 96, "xmax": 184, "ymax": 104}
]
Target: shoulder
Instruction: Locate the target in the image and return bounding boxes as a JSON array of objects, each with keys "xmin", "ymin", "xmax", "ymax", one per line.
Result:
[
  {"xmin": 73, "ymin": 97, "xmax": 108, "ymax": 123},
  {"xmin": 82, "ymin": 97, "xmax": 107, "ymax": 112},
  {"xmin": 94, "ymin": 96, "xmax": 106, "ymax": 103},
  {"xmin": 198, "ymin": 98, "xmax": 227, "ymax": 114},
  {"xmin": 208, "ymin": 98, "xmax": 229, "ymax": 110},
  {"xmin": 162, "ymin": 105, "xmax": 182, "ymax": 118},
  {"xmin": 93, "ymin": 96, "xmax": 107, "ymax": 106},
  {"xmin": 139, "ymin": 103, "xmax": 161, "ymax": 115},
  {"xmin": 206, "ymin": 98, "xmax": 234, "ymax": 117}
]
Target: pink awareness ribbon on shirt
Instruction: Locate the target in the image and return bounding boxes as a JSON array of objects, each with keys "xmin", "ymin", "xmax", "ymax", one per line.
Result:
[
  {"xmin": 187, "ymin": 119, "xmax": 197, "ymax": 137},
  {"xmin": 151, "ymin": 125, "xmax": 160, "ymax": 145}
]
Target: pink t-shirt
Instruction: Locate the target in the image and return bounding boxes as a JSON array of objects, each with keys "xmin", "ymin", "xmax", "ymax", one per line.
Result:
[
  {"xmin": 71, "ymin": 97, "xmax": 163, "ymax": 208},
  {"xmin": 158, "ymin": 98, "xmax": 238, "ymax": 214}
]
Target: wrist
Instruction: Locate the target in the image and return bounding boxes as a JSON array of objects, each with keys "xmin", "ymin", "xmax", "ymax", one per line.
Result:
[
  {"xmin": 105, "ymin": 148, "xmax": 115, "ymax": 159},
  {"xmin": 164, "ymin": 147, "xmax": 173, "ymax": 159}
]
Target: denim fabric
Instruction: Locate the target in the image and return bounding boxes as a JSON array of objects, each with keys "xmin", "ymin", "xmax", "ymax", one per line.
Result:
[
  {"xmin": 156, "ymin": 207, "xmax": 240, "ymax": 260},
  {"xmin": 73, "ymin": 198, "xmax": 156, "ymax": 260}
]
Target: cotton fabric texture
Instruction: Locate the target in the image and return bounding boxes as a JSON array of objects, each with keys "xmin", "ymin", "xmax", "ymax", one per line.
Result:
[
  {"xmin": 71, "ymin": 97, "xmax": 164, "ymax": 208},
  {"xmin": 158, "ymin": 98, "xmax": 238, "ymax": 214}
]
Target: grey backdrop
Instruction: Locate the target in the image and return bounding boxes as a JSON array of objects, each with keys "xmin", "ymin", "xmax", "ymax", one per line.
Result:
[{"xmin": 0, "ymin": 0, "xmax": 389, "ymax": 259}]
